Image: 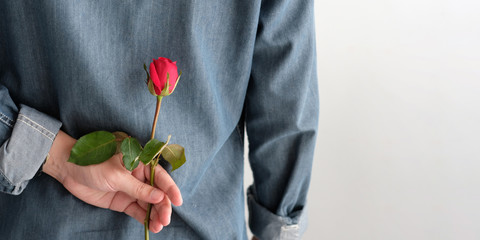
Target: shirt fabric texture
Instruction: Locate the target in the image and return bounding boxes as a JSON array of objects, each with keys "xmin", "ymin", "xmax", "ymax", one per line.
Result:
[{"xmin": 0, "ymin": 1, "xmax": 318, "ymax": 239}]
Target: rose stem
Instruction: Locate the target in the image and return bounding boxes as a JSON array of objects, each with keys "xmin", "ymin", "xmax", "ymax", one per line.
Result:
[
  {"xmin": 150, "ymin": 96, "xmax": 163, "ymax": 140},
  {"xmin": 145, "ymin": 96, "xmax": 163, "ymax": 240}
]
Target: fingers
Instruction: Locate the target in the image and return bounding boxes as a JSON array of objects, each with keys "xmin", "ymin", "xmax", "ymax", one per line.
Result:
[
  {"xmin": 117, "ymin": 173, "xmax": 166, "ymax": 204},
  {"xmin": 122, "ymin": 201, "xmax": 164, "ymax": 233},
  {"xmin": 118, "ymin": 195, "xmax": 167, "ymax": 233},
  {"xmin": 150, "ymin": 220, "xmax": 164, "ymax": 233},
  {"xmin": 144, "ymin": 164, "xmax": 183, "ymax": 206},
  {"xmin": 137, "ymin": 198, "xmax": 172, "ymax": 226},
  {"xmin": 111, "ymin": 158, "xmax": 179, "ymax": 233},
  {"xmin": 147, "ymin": 198, "xmax": 171, "ymax": 233},
  {"xmin": 123, "ymin": 202, "xmax": 147, "ymax": 224},
  {"xmin": 126, "ymin": 162, "xmax": 177, "ymax": 229},
  {"xmin": 154, "ymin": 196, "xmax": 172, "ymax": 226},
  {"xmin": 155, "ymin": 166, "xmax": 182, "ymax": 206}
]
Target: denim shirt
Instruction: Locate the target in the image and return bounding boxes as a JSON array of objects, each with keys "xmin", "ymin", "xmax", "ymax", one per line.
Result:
[{"xmin": 0, "ymin": 1, "xmax": 318, "ymax": 239}]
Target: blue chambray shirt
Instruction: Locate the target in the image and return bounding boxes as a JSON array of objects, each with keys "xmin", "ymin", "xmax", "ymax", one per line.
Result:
[{"xmin": 0, "ymin": 1, "xmax": 318, "ymax": 239}]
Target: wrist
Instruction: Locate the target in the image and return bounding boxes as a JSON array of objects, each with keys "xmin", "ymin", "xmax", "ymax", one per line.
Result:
[{"xmin": 42, "ymin": 130, "xmax": 76, "ymax": 183}]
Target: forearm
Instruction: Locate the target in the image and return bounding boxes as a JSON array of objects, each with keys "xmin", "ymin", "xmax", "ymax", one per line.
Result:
[{"xmin": 42, "ymin": 130, "xmax": 76, "ymax": 184}]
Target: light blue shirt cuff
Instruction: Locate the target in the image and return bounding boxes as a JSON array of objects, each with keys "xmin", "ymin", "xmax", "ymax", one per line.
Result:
[
  {"xmin": 0, "ymin": 105, "xmax": 62, "ymax": 195},
  {"xmin": 248, "ymin": 186, "xmax": 308, "ymax": 240}
]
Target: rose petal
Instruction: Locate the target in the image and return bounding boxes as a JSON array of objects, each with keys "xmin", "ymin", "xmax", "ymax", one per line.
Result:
[
  {"xmin": 154, "ymin": 59, "xmax": 168, "ymax": 92},
  {"xmin": 149, "ymin": 61, "xmax": 162, "ymax": 95}
]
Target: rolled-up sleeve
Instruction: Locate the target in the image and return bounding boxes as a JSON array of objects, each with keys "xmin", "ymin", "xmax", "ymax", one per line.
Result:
[
  {"xmin": 0, "ymin": 85, "xmax": 62, "ymax": 195},
  {"xmin": 245, "ymin": 0, "xmax": 318, "ymax": 239}
]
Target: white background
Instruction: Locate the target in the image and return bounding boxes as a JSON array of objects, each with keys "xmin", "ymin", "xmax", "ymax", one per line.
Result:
[{"xmin": 246, "ymin": 0, "xmax": 480, "ymax": 239}]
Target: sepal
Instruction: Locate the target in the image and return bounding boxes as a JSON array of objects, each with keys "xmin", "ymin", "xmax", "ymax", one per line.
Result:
[
  {"xmin": 147, "ymin": 78, "xmax": 158, "ymax": 96},
  {"xmin": 168, "ymin": 71, "xmax": 182, "ymax": 95},
  {"xmin": 159, "ymin": 72, "xmax": 182, "ymax": 97},
  {"xmin": 159, "ymin": 73, "xmax": 171, "ymax": 96},
  {"xmin": 144, "ymin": 63, "xmax": 158, "ymax": 96}
]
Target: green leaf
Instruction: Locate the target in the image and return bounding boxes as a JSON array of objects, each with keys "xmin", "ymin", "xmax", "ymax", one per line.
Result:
[
  {"xmin": 68, "ymin": 131, "xmax": 117, "ymax": 166},
  {"xmin": 138, "ymin": 139, "xmax": 165, "ymax": 165},
  {"xmin": 121, "ymin": 137, "xmax": 142, "ymax": 171},
  {"xmin": 161, "ymin": 144, "xmax": 186, "ymax": 171}
]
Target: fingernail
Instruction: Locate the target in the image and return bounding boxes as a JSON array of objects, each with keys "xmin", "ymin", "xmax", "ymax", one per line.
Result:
[{"xmin": 150, "ymin": 189, "xmax": 164, "ymax": 202}]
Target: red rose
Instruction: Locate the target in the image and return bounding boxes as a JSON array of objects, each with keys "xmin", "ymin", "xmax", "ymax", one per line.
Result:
[{"xmin": 149, "ymin": 57, "xmax": 179, "ymax": 96}]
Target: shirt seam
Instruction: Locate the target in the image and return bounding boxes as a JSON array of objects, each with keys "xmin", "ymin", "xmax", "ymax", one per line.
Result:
[
  {"xmin": 0, "ymin": 112, "xmax": 14, "ymax": 128},
  {"xmin": 17, "ymin": 114, "xmax": 55, "ymax": 141}
]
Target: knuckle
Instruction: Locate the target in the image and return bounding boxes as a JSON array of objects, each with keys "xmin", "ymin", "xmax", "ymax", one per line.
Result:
[{"xmin": 135, "ymin": 183, "xmax": 149, "ymax": 198}]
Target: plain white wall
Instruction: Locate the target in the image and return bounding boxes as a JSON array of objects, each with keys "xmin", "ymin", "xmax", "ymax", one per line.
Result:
[
  {"xmin": 246, "ymin": 0, "xmax": 480, "ymax": 239},
  {"xmin": 304, "ymin": 0, "xmax": 480, "ymax": 239}
]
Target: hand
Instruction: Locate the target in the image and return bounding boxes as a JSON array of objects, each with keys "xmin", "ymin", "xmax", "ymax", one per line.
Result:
[{"xmin": 43, "ymin": 130, "xmax": 183, "ymax": 233}]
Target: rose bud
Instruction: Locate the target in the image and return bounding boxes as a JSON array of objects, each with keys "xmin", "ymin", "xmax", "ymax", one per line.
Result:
[{"xmin": 148, "ymin": 57, "xmax": 181, "ymax": 97}]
